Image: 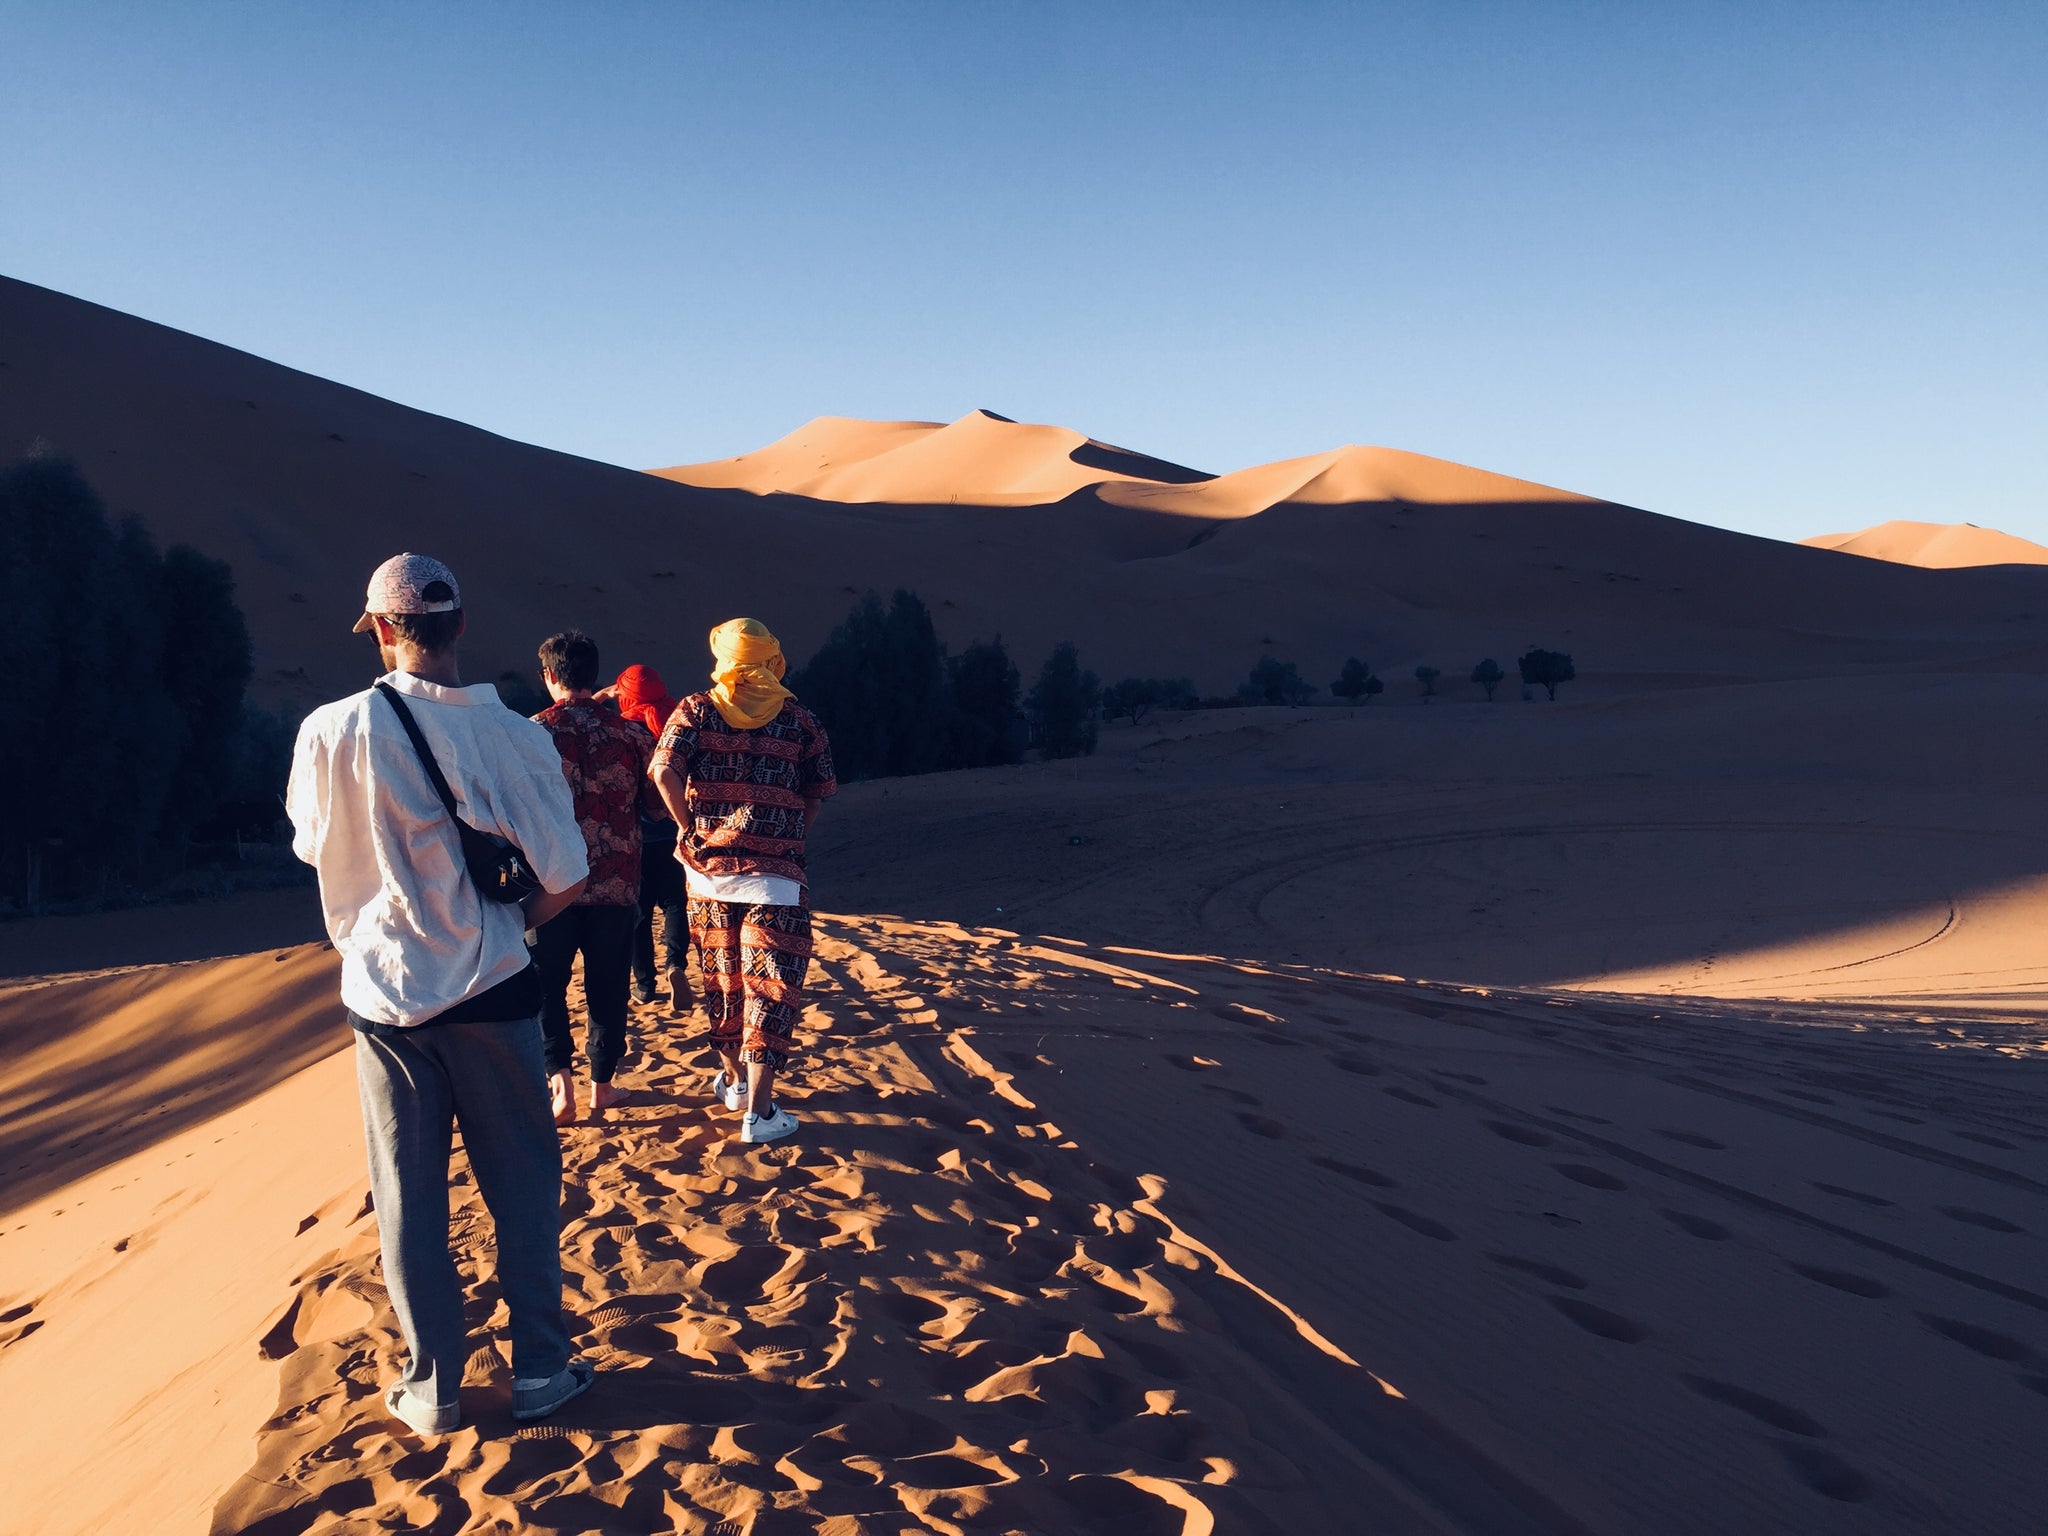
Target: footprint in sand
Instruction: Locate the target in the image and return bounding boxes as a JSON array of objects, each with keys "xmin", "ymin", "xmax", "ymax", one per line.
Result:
[
  {"xmin": 1546, "ymin": 1106, "xmax": 1613, "ymax": 1126},
  {"xmin": 1483, "ymin": 1120, "xmax": 1553, "ymax": 1148},
  {"xmin": 1938, "ymin": 1206, "xmax": 2024, "ymax": 1234},
  {"xmin": 1681, "ymin": 1375, "xmax": 1826, "ymax": 1437},
  {"xmin": 1918, "ymin": 1313, "xmax": 2038, "ymax": 1364},
  {"xmin": 1374, "ymin": 1203, "xmax": 1456, "ymax": 1241},
  {"xmin": 1788, "ymin": 1264, "xmax": 1889, "ymax": 1299},
  {"xmin": 1204, "ymin": 1085, "xmax": 1264, "ymax": 1107},
  {"xmin": 1327, "ymin": 1053, "xmax": 1382, "ymax": 1076},
  {"xmin": 1653, "ymin": 1128, "xmax": 1725, "ymax": 1150},
  {"xmin": 1550, "ymin": 1297, "xmax": 1647, "ymax": 1342},
  {"xmin": 1552, "ymin": 1163, "xmax": 1628, "ymax": 1192},
  {"xmin": 1310, "ymin": 1156, "xmax": 1397, "ymax": 1188},
  {"xmin": 1384, "ymin": 1086, "xmax": 1438, "ymax": 1108},
  {"xmin": 1811, "ymin": 1182, "xmax": 1892, "ymax": 1207},
  {"xmin": 1777, "ymin": 1444, "xmax": 1874, "ymax": 1503},
  {"xmin": 1236, "ymin": 1113, "xmax": 1287, "ymax": 1140},
  {"xmin": 1953, "ymin": 1130, "xmax": 2016, "ymax": 1149},
  {"xmin": 1486, "ymin": 1253, "xmax": 1588, "ymax": 1290}
]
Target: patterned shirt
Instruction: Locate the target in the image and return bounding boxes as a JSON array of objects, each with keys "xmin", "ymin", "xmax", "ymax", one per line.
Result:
[
  {"xmin": 534, "ymin": 699, "xmax": 657, "ymax": 906},
  {"xmin": 651, "ymin": 694, "xmax": 837, "ymax": 885}
]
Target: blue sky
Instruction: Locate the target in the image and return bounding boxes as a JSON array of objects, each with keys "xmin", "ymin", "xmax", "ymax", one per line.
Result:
[{"xmin": 4, "ymin": 2, "xmax": 2043, "ymax": 541}]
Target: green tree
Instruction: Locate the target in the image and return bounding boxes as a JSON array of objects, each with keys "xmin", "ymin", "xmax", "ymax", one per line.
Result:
[
  {"xmin": 157, "ymin": 544, "xmax": 254, "ymax": 838},
  {"xmin": 949, "ymin": 637, "xmax": 1023, "ymax": 766},
  {"xmin": 789, "ymin": 589, "xmax": 970, "ymax": 779},
  {"xmin": 1027, "ymin": 643, "xmax": 1099, "ymax": 758},
  {"xmin": 1517, "ymin": 647, "xmax": 1576, "ymax": 701},
  {"xmin": 1414, "ymin": 664, "xmax": 1441, "ymax": 698},
  {"xmin": 1239, "ymin": 656, "xmax": 1316, "ymax": 707},
  {"xmin": 1330, "ymin": 657, "xmax": 1372, "ymax": 705},
  {"xmin": 1363, "ymin": 675, "xmax": 1384, "ymax": 703},
  {"xmin": 0, "ymin": 454, "xmax": 268, "ymax": 903},
  {"xmin": 1105, "ymin": 678, "xmax": 1160, "ymax": 725},
  {"xmin": 1471, "ymin": 657, "xmax": 1505, "ymax": 701}
]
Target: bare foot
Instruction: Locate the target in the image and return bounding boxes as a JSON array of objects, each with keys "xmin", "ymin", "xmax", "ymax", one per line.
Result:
[
  {"xmin": 590, "ymin": 1079, "xmax": 623, "ymax": 1114},
  {"xmin": 549, "ymin": 1071, "xmax": 577, "ymax": 1126},
  {"xmin": 665, "ymin": 966, "xmax": 693, "ymax": 1018}
]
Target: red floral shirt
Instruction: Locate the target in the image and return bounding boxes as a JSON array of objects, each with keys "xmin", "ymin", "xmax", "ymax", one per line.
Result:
[{"xmin": 534, "ymin": 699, "xmax": 657, "ymax": 906}]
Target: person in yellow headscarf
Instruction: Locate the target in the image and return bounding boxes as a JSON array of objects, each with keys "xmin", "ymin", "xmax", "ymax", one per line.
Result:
[
  {"xmin": 705, "ymin": 617, "xmax": 794, "ymax": 729},
  {"xmin": 649, "ymin": 619, "xmax": 838, "ymax": 1145}
]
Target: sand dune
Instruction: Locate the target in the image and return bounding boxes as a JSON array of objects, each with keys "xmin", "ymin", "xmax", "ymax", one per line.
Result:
[
  {"xmin": 11, "ymin": 274, "xmax": 2048, "ymax": 711},
  {"xmin": 654, "ymin": 410, "xmax": 1212, "ymax": 505},
  {"xmin": 1804, "ymin": 520, "xmax": 2048, "ymax": 569}
]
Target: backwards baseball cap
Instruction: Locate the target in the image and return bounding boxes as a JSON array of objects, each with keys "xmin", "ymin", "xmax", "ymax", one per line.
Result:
[{"xmin": 352, "ymin": 552, "xmax": 463, "ymax": 633}]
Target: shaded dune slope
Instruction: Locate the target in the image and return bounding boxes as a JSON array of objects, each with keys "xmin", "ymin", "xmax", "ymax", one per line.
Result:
[{"xmin": 8, "ymin": 276, "xmax": 2048, "ymax": 713}]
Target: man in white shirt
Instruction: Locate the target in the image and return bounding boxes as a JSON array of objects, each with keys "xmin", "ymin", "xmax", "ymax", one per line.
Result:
[{"xmin": 288, "ymin": 552, "xmax": 595, "ymax": 1436}]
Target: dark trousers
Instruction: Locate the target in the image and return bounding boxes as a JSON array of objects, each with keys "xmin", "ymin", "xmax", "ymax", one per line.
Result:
[
  {"xmin": 532, "ymin": 903, "xmax": 636, "ymax": 1082},
  {"xmin": 633, "ymin": 840, "xmax": 688, "ymax": 991}
]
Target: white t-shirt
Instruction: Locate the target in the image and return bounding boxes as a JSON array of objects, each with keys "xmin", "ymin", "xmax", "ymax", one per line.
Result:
[
  {"xmin": 287, "ymin": 671, "xmax": 589, "ymax": 1026},
  {"xmin": 683, "ymin": 863, "xmax": 805, "ymax": 908}
]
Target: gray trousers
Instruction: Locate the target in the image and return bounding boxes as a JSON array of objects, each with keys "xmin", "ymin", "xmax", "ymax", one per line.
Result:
[{"xmin": 352, "ymin": 1015, "xmax": 571, "ymax": 1407}]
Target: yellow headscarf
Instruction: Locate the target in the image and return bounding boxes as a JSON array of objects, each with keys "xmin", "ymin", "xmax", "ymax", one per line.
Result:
[{"xmin": 707, "ymin": 617, "xmax": 794, "ymax": 729}]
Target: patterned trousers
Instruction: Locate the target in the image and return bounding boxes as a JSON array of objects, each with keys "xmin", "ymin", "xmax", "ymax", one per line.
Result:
[{"xmin": 687, "ymin": 898, "xmax": 812, "ymax": 1069}]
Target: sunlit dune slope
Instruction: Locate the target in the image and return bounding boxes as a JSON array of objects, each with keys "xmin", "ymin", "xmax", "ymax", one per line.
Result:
[
  {"xmin": 1097, "ymin": 441, "xmax": 1590, "ymax": 519},
  {"xmin": 1803, "ymin": 519, "xmax": 2048, "ymax": 569},
  {"xmin": 651, "ymin": 414, "xmax": 942, "ymax": 491},
  {"xmin": 9, "ymin": 274, "xmax": 2048, "ymax": 716},
  {"xmin": 654, "ymin": 408, "xmax": 1212, "ymax": 504}
]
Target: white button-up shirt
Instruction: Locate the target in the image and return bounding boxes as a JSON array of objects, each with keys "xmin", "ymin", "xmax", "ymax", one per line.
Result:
[{"xmin": 288, "ymin": 670, "xmax": 589, "ymax": 1027}]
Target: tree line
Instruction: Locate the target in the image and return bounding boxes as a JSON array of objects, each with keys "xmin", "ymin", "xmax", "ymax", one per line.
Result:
[
  {"xmin": 787, "ymin": 589, "xmax": 1104, "ymax": 780},
  {"xmin": 0, "ymin": 455, "xmax": 289, "ymax": 910}
]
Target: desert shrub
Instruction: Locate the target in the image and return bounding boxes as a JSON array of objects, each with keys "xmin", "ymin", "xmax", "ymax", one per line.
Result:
[
  {"xmin": 1239, "ymin": 656, "xmax": 1316, "ymax": 707},
  {"xmin": 1330, "ymin": 657, "xmax": 1373, "ymax": 705},
  {"xmin": 1028, "ymin": 643, "xmax": 1100, "ymax": 758},
  {"xmin": 1471, "ymin": 658, "xmax": 1505, "ymax": 700},
  {"xmin": 1414, "ymin": 664, "xmax": 1441, "ymax": 698},
  {"xmin": 1517, "ymin": 647, "xmax": 1576, "ymax": 701}
]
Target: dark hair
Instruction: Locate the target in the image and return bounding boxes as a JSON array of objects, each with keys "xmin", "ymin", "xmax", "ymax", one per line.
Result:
[
  {"xmin": 382, "ymin": 607, "xmax": 463, "ymax": 653},
  {"xmin": 538, "ymin": 630, "xmax": 600, "ymax": 692}
]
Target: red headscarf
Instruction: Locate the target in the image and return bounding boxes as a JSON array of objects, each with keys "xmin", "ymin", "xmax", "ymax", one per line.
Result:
[{"xmin": 610, "ymin": 663, "xmax": 679, "ymax": 738}]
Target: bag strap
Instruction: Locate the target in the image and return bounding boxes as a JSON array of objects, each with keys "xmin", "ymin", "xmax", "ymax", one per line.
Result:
[{"xmin": 374, "ymin": 681, "xmax": 462, "ymax": 821}]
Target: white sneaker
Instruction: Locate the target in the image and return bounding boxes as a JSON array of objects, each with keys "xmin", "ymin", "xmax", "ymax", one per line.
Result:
[
  {"xmin": 711, "ymin": 1070, "xmax": 745, "ymax": 1112},
  {"xmin": 741, "ymin": 1103, "xmax": 799, "ymax": 1143}
]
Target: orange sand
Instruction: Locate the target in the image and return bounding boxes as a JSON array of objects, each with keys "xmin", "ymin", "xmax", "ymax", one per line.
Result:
[
  {"xmin": 3, "ymin": 278, "xmax": 2047, "ymax": 1534},
  {"xmin": 1803, "ymin": 520, "xmax": 2048, "ymax": 569}
]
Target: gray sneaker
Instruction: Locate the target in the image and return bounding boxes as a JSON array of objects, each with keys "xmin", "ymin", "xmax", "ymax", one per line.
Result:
[{"xmin": 511, "ymin": 1361, "xmax": 596, "ymax": 1422}]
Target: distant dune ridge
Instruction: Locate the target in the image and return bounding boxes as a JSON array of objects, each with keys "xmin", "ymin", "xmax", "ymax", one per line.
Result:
[
  {"xmin": 9, "ymin": 273, "xmax": 2048, "ymax": 713},
  {"xmin": 1801, "ymin": 519, "xmax": 2048, "ymax": 569}
]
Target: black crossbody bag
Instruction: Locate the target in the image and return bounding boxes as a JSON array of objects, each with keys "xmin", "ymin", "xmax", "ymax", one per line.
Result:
[{"xmin": 375, "ymin": 681, "xmax": 542, "ymax": 905}]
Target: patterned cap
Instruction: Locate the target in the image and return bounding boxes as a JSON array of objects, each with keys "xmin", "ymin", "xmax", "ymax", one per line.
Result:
[{"xmin": 352, "ymin": 552, "xmax": 463, "ymax": 633}]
